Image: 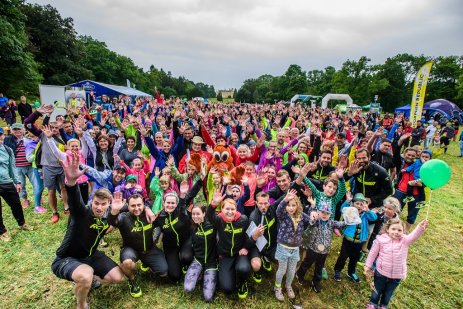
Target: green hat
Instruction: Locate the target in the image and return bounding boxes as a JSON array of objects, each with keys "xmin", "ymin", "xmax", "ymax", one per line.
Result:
[
  {"xmin": 89, "ymin": 109, "xmax": 97, "ymax": 115},
  {"xmin": 126, "ymin": 175, "xmax": 137, "ymax": 182},
  {"xmin": 11, "ymin": 123, "xmax": 24, "ymax": 130},
  {"xmin": 353, "ymin": 193, "xmax": 368, "ymax": 203}
]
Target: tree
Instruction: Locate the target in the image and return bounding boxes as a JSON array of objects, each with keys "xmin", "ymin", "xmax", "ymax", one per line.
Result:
[
  {"xmin": 22, "ymin": 4, "xmax": 92, "ymax": 85},
  {"xmin": 217, "ymin": 92, "xmax": 223, "ymax": 102},
  {"xmin": 0, "ymin": 0, "xmax": 42, "ymax": 97}
]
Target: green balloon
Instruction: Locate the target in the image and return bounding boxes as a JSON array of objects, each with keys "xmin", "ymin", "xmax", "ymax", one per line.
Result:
[
  {"xmin": 34, "ymin": 101, "xmax": 41, "ymax": 108},
  {"xmin": 420, "ymin": 159, "xmax": 451, "ymax": 190}
]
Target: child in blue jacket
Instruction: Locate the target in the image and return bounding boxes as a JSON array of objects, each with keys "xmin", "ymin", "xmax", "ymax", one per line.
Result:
[{"xmin": 333, "ymin": 193, "xmax": 377, "ymax": 283}]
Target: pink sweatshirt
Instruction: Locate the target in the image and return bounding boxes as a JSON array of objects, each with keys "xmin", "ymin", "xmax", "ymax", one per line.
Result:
[{"xmin": 365, "ymin": 226, "xmax": 425, "ymax": 280}]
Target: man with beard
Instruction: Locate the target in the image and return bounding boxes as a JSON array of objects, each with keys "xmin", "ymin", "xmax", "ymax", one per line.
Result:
[
  {"xmin": 347, "ymin": 148, "xmax": 392, "ymax": 210},
  {"xmin": 367, "ymin": 132, "xmax": 396, "ymax": 180},
  {"xmin": 306, "ymin": 150, "xmax": 336, "ymax": 182}
]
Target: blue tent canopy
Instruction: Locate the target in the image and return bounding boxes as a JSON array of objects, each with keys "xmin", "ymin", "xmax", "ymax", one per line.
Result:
[
  {"xmin": 394, "ymin": 99, "xmax": 463, "ymax": 122},
  {"xmin": 66, "ymin": 80, "xmax": 152, "ymax": 98}
]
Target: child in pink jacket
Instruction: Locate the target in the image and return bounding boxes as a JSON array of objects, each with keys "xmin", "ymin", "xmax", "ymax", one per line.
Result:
[{"xmin": 364, "ymin": 218, "xmax": 428, "ymax": 309}]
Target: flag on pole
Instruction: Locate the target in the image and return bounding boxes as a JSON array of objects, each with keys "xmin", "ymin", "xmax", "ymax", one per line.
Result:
[
  {"xmin": 127, "ymin": 79, "xmax": 131, "ymax": 88},
  {"xmin": 410, "ymin": 62, "xmax": 433, "ymax": 128}
]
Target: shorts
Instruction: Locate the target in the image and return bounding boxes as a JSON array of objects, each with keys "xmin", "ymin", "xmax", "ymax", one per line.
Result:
[
  {"xmin": 43, "ymin": 165, "xmax": 65, "ymax": 190},
  {"xmin": 51, "ymin": 251, "xmax": 118, "ymax": 281},
  {"xmin": 248, "ymin": 245, "xmax": 277, "ymax": 262},
  {"xmin": 275, "ymin": 243, "xmax": 300, "ymax": 263},
  {"xmin": 120, "ymin": 246, "xmax": 168, "ymax": 274}
]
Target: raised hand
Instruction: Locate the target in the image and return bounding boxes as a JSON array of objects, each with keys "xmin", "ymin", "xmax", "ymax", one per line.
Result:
[
  {"xmin": 348, "ymin": 159, "xmax": 361, "ymax": 176},
  {"xmin": 180, "ymin": 181, "xmax": 189, "ymax": 196},
  {"xmin": 346, "ymin": 191, "xmax": 353, "ymax": 202},
  {"xmin": 211, "ymin": 189, "xmax": 226, "ymax": 207},
  {"xmin": 284, "ymin": 189, "xmax": 298, "ymax": 203},
  {"xmin": 335, "ymin": 165, "xmax": 345, "ymax": 179},
  {"xmin": 154, "ymin": 167, "xmax": 161, "ymax": 177},
  {"xmin": 60, "ymin": 152, "xmax": 87, "ymax": 186},
  {"xmin": 113, "ymin": 154, "xmax": 121, "ymax": 164},
  {"xmin": 111, "ymin": 191, "xmax": 125, "ymax": 213},
  {"xmin": 42, "ymin": 125, "xmax": 53, "ymax": 138},
  {"xmin": 166, "ymin": 155, "xmax": 175, "ymax": 167}
]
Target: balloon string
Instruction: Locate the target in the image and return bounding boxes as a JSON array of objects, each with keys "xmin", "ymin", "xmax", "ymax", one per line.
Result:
[{"xmin": 425, "ymin": 190, "xmax": 432, "ymax": 220}]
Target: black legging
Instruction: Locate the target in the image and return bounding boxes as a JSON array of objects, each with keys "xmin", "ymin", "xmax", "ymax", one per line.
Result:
[
  {"xmin": 163, "ymin": 238, "xmax": 193, "ymax": 282},
  {"xmin": 218, "ymin": 255, "xmax": 251, "ymax": 294}
]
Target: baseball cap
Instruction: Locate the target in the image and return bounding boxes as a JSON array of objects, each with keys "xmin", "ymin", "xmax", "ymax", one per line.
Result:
[
  {"xmin": 108, "ymin": 130, "xmax": 117, "ymax": 136},
  {"xmin": 318, "ymin": 204, "xmax": 332, "ymax": 214},
  {"xmin": 114, "ymin": 165, "xmax": 127, "ymax": 173},
  {"xmin": 126, "ymin": 175, "xmax": 137, "ymax": 182},
  {"xmin": 11, "ymin": 123, "xmax": 24, "ymax": 130},
  {"xmin": 353, "ymin": 193, "xmax": 368, "ymax": 202}
]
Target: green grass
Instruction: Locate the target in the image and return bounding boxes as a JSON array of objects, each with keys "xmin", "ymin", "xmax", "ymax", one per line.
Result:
[{"xmin": 0, "ymin": 144, "xmax": 462, "ymax": 309}]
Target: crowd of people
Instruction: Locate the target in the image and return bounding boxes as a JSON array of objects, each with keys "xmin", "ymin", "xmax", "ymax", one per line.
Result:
[{"xmin": 0, "ymin": 91, "xmax": 461, "ymax": 309}]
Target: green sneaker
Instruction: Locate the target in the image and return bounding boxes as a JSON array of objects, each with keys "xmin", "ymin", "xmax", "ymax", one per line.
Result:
[
  {"xmin": 182, "ymin": 265, "xmax": 188, "ymax": 275},
  {"xmin": 128, "ymin": 279, "xmax": 142, "ymax": 298},
  {"xmin": 321, "ymin": 268, "xmax": 328, "ymax": 280},
  {"xmin": 237, "ymin": 282, "xmax": 248, "ymax": 299},
  {"xmin": 252, "ymin": 271, "xmax": 262, "ymax": 283},
  {"xmin": 415, "ymin": 201, "xmax": 429, "ymax": 209},
  {"xmin": 139, "ymin": 263, "xmax": 150, "ymax": 273},
  {"xmin": 403, "ymin": 196, "xmax": 415, "ymax": 203},
  {"xmin": 261, "ymin": 257, "xmax": 272, "ymax": 272}
]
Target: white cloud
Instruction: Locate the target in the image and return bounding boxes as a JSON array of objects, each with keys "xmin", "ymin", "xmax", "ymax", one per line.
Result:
[{"xmin": 31, "ymin": 0, "xmax": 463, "ymax": 89}]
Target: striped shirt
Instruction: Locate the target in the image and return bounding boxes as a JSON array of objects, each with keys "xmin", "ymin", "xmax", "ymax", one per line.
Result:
[{"xmin": 15, "ymin": 140, "xmax": 31, "ymax": 167}]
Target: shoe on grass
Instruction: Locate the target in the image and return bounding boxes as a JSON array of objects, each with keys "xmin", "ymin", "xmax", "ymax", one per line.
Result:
[
  {"xmin": 20, "ymin": 224, "xmax": 33, "ymax": 231},
  {"xmin": 34, "ymin": 206, "xmax": 47, "ymax": 213},
  {"xmin": 321, "ymin": 268, "xmax": 328, "ymax": 280},
  {"xmin": 295, "ymin": 273, "xmax": 308, "ymax": 286},
  {"xmin": 334, "ymin": 271, "xmax": 342, "ymax": 282},
  {"xmin": 261, "ymin": 256, "xmax": 272, "ymax": 271},
  {"xmin": 237, "ymin": 282, "xmax": 248, "ymax": 299},
  {"xmin": 64, "ymin": 208, "xmax": 70, "ymax": 215},
  {"xmin": 312, "ymin": 280, "xmax": 322, "ymax": 293},
  {"xmin": 286, "ymin": 285, "xmax": 295, "ymax": 299},
  {"xmin": 0, "ymin": 232, "xmax": 12, "ymax": 242},
  {"xmin": 347, "ymin": 272, "xmax": 361, "ymax": 283},
  {"xmin": 51, "ymin": 213, "xmax": 59, "ymax": 223},
  {"xmin": 128, "ymin": 279, "xmax": 142, "ymax": 298},
  {"xmin": 274, "ymin": 286, "xmax": 284, "ymax": 301},
  {"xmin": 139, "ymin": 263, "xmax": 150, "ymax": 273},
  {"xmin": 91, "ymin": 278, "xmax": 101, "ymax": 290},
  {"xmin": 252, "ymin": 271, "xmax": 262, "ymax": 283}
]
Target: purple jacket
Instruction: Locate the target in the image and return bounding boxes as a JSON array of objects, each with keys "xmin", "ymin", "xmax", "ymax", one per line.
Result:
[{"xmin": 276, "ymin": 200, "xmax": 310, "ymax": 247}]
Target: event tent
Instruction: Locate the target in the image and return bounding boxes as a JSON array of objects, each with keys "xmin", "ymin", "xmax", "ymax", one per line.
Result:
[
  {"xmin": 394, "ymin": 99, "xmax": 462, "ymax": 121},
  {"xmin": 66, "ymin": 80, "xmax": 152, "ymax": 98}
]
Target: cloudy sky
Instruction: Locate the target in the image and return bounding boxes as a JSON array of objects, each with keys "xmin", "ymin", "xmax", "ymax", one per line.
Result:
[{"xmin": 32, "ymin": 0, "xmax": 462, "ymax": 90}]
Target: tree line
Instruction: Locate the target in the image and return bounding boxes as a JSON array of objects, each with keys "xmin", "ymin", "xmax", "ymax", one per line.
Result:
[
  {"xmin": 0, "ymin": 1, "xmax": 216, "ymax": 99},
  {"xmin": 235, "ymin": 55, "xmax": 463, "ymax": 111}
]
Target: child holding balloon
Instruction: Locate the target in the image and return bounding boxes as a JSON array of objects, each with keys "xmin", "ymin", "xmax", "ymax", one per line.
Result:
[{"xmin": 364, "ymin": 218, "xmax": 428, "ymax": 309}]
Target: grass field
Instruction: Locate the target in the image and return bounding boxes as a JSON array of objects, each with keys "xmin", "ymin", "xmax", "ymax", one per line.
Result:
[{"xmin": 0, "ymin": 143, "xmax": 462, "ymax": 309}]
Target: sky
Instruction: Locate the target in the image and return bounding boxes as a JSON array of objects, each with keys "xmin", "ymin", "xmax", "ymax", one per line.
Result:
[{"xmin": 32, "ymin": 0, "xmax": 463, "ymax": 90}]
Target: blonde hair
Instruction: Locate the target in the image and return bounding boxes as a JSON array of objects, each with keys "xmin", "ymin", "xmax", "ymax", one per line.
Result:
[
  {"xmin": 159, "ymin": 175, "xmax": 170, "ymax": 186},
  {"xmin": 288, "ymin": 196, "xmax": 303, "ymax": 225},
  {"xmin": 383, "ymin": 196, "xmax": 401, "ymax": 212},
  {"xmin": 221, "ymin": 198, "xmax": 237, "ymax": 211},
  {"xmin": 67, "ymin": 138, "xmax": 81, "ymax": 148},
  {"xmin": 380, "ymin": 217, "xmax": 405, "ymax": 235}
]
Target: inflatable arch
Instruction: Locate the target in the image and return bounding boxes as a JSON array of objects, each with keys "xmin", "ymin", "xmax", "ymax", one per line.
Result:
[{"xmin": 321, "ymin": 94, "xmax": 353, "ymax": 109}]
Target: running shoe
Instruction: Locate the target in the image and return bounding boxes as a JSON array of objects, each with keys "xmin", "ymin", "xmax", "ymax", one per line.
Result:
[
  {"xmin": 91, "ymin": 279, "xmax": 101, "ymax": 290},
  {"xmin": 237, "ymin": 282, "xmax": 248, "ymax": 299},
  {"xmin": 347, "ymin": 272, "xmax": 361, "ymax": 283},
  {"xmin": 295, "ymin": 273, "xmax": 308, "ymax": 286},
  {"xmin": 34, "ymin": 206, "xmax": 47, "ymax": 213},
  {"xmin": 0, "ymin": 232, "xmax": 11, "ymax": 242},
  {"xmin": 274, "ymin": 286, "xmax": 284, "ymax": 301},
  {"xmin": 252, "ymin": 271, "xmax": 262, "ymax": 283},
  {"xmin": 321, "ymin": 268, "xmax": 328, "ymax": 280},
  {"xmin": 261, "ymin": 256, "xmax": 272, "ymax": 271},
  {"xmin": 403, "ymin": 196, "xmax": 415, "ymax": 203},
  {"xmin": 334, "ymin": 271, "xmax": 342, "ymax": 282},
  {"xmin": 312, "ymin": 280, "xmax": 322, "ymax": 293},
  {"xmin": 139, "ymin": 263, "xmax": 150, "ymax": 273},
  {"xmin": 286, "ymin": 285, "xmax": 295, "ymax": 299},
  {"xmin": 51, "ymin": 213, "xmax": 59, "ymax": 223},
  {"xmin": 19, "ymin": 224, "xmax": 33, "ymax": 231},
  {"xmin": 128, "ymin": 279, "xmax": 142, "ymax": 298},
  {"xmin": 99, "ymin": 239, "xmax": 108, "ymax": 248}
]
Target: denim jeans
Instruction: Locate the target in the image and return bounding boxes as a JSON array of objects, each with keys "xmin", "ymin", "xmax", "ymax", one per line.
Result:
[
  {"xmin": 32, "ymin": 168, "xmax": 44, "ymax": 207},
  {"xmin": 370, "ymin": 270, "xmax": 401, "ymax": 307},
  {"xmin": 16, "ymin": 166, "xmax": 36, "ymax": 200},
  {"xmin": 459, "ymin": 141, "xmax": 463, "ymax": 156}
]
